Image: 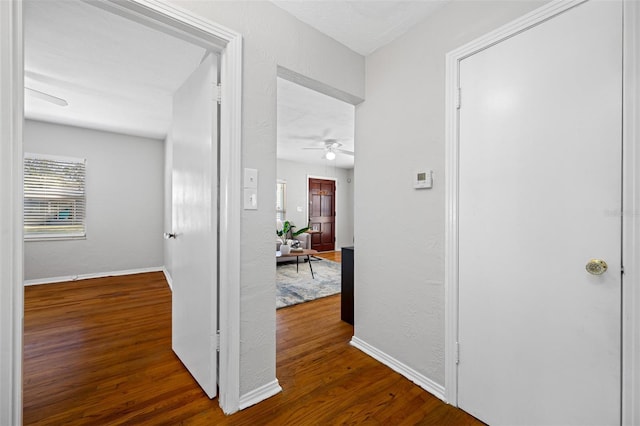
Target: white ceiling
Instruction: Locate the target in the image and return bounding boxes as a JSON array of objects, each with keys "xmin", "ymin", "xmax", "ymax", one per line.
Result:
[
  {"xmin": 277, "ymin": 78, "xmax": 355, "ymax": 169},
  {"xmin": 24, "ymin": 0, "xmax": 206, "ymax": 140},
  {"xmin": 271, "ymin": 0, "xmax": 449, "ymax": 56},
  {"xmin": 24, "ymin": 0, "xmax": 445, "ymax": 168}
]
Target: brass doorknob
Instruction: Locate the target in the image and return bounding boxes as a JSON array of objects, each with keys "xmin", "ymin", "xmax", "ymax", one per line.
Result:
[{"xmin": 586, "ymin": 259, "xmax": 608, "ymax": 275}]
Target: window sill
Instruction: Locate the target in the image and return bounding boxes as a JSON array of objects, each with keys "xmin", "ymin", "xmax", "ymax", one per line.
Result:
[{"xmin": 24, "ymin": 234, "xmax": 87, "ymax": 242}]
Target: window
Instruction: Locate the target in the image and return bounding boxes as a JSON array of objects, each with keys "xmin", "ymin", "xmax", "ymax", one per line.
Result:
[
  {"xmin": 24, "ymin": 153, "xmax": 86, "ymax": 240},
  {"xmin": 276, "ymin": 180, "xmax": 286, "ymax": 221}
]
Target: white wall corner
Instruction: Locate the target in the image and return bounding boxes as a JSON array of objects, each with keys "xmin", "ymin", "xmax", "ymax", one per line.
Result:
[
  {"xmin": 350, "ymin": 337, "xmax": 445, "ymax": 402},
  {"xmin": 162, "ymin": 266, "xmax": 173, "ymax": 291},
  {"xmin": 444, "ymin": 41, "xmax": 461, "ymax": 407},
  {"xmin": 238, "ymin": 379, "xmax": 282, "ymax": 411}
]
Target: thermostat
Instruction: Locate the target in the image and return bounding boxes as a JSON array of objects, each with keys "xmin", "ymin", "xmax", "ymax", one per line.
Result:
[{"xmin": 414, "ymin": 170, "xmax": 433, "ymax": 189}]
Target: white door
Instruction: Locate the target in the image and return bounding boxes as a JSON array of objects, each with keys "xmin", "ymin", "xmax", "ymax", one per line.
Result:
[
  {"xmin": 458, "ymin": 1, "xmax": 622, "ymax": 425},
  {"xmin": 171, "ymin": 53, "xmax": 218, "ymax": 399}
]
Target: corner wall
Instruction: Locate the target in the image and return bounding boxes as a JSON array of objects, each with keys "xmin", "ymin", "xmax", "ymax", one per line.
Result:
[
  {"xmin": 23, "ymin": 120, "xmax": 164, "ymax": 282},
  {"xmin": 354, "ymin": 1, "xmax": 546, "ymax": 388}
]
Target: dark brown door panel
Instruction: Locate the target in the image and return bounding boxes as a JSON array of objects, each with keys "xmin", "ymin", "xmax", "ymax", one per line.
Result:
[{"xmin": 309, "ymin": 178, "xmax": 335, "ymax": 252}]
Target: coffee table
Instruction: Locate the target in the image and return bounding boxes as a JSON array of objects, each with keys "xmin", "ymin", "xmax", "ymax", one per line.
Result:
[{"xmin": 276, "ymin": 249, "xmax": 319, "ymax": 279}]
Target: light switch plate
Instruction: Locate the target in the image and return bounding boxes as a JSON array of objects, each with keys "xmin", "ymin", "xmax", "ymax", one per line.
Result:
[
  {"xmin": 243, "ymin": 188, "xmax": 258, "ymax": 210},
  {"xmin": 244, "ymin": 168, "xmax": 258, "ymax": 189}
]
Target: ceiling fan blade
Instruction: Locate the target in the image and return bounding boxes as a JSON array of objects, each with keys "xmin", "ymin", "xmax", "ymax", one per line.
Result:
[
  {"xmin": 337, "ymin": 148, "xmax": 355, "ymax": 156},
  {"xmin": 302, "ymin": 147, "xmax": 324, "ymax": 150},
  {"xmin": 25, "ymin": 87, "xmax": 68, "ymax": 107},
  {"xmin": 287, "ymin": 134, "xmax": 321, "ymax": 141}
]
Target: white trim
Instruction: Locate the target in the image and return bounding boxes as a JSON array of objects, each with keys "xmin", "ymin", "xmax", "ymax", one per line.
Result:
[
  {"xmin": 217, "ymin": 22, "xmax": 243, "ymax": 415},
  {"xmin": 0, "ymin": 1, "xmax": 23, "ymax": 424},
  {"xmin": 350, "ymin": 337, "xmax": 445, "ymax": 401},
  {"xmin": 443, "ymin": 46, "xmax": 459, "ymax": 405},
  {"xmin": 23, "ymin": 267, "xmax": 164, "ymax": 286},
  {"xmin": 622, "ymin": 1, "xmax": 640, "ymax": 424},
  {"xmin": 162, "ymin": 266, "xmax": 173, "ymax": 291},
  {"xmin": 238, "ymin": 379, "xmax": 282, "ymax": 410},
  {"xmin": 23, "ymin": 151, "xmax": 85, "ymax": 164},
  {"xmin": 445, "ymin": 2, "xmax": 636, "ymax": 422}
]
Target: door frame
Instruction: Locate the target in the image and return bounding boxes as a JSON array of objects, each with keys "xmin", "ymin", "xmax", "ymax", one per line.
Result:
[
  {"xmin": 307, "ymin": 175, "xmax": 338, "ymax": 250},
  {"xmin": 443, "ymin": 0, "xmax": 640, "ymax": 424},
  {"xmin": 0, "ymin": 0, "xmax": 244, "ymax": 422}
]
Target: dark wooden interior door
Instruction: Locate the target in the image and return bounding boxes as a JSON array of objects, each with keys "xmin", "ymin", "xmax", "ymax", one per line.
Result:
[{"xmin": 308, "ymin": 178, "xmax": 335, "ymax": 252}]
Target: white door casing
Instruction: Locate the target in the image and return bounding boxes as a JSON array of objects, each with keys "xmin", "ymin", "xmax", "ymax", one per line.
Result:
[
  {"xmin": 0, "ymin": 1, "xmax": 24, "ymax": 424},
  {"xmin": 451, "ymin": 1, "xmax": 622, "ymax": 424},
  {"xmin": 171, "ymin": 53, "xmax": 218, "ymax": 399}
]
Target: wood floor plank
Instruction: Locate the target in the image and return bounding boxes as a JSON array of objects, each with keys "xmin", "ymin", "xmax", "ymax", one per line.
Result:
[
  {"xmin": 23, "ymin": 272, "xmax": 483, "ymax": 425},
  {"xmin": 314, "ymin": 250, "xmax": 342, "ymax": 262}
]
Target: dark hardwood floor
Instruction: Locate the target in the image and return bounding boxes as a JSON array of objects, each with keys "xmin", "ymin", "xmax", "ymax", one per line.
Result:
[
  {"xmin": 314, "ymin": 249, "xmax": 341, "ymax": 263},
  {"xmin": 24, "ymin": 272, "xmax": 482, "ymax": 425}
]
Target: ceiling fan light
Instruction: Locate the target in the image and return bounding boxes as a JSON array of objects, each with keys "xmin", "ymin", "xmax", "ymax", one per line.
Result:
[{"xmin": 325, "ymin": 151, "xmax": 336, "ymax": 160}]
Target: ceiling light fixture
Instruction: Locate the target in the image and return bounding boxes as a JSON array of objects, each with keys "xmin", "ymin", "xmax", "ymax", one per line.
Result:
[{"xmin": 325, "ymin": 150, "xmax": 336, "ymax": 160}]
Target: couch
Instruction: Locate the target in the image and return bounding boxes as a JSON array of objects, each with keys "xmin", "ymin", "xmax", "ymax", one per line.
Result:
[{"xmin": 276, "ymin": 232, "xmax": 310, "ymax": 263}]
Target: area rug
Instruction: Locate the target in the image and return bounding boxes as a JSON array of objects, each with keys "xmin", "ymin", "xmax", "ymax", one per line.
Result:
[{"xmin": 276, "ymin": 258, "xmax": 341, "ymax": 309}]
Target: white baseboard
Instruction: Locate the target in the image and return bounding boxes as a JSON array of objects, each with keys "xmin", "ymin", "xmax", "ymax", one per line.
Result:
[
  {"xmin": 350, "ymin": 336, "xmax": 446, "ymax": 402},
  {"xmin": 23, "ymin": 266, "xmax": 164, "ymax": 286},
  {"xmin": 238, "ymin": 379, "xmax": 282, "ymax": 410},
  {"xmin": 162, "ymin": 267, "xmax": 173, "ymax": 291}
]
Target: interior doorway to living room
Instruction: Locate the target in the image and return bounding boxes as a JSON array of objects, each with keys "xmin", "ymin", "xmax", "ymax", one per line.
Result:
[{"xmin": 275, "ymin": 74, "xmax": 355, "ymax": 311}]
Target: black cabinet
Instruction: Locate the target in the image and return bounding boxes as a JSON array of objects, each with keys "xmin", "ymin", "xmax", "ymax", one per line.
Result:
[{"xmin": 341, "ymin": 246, "xmax": 354, "ymax": 325}]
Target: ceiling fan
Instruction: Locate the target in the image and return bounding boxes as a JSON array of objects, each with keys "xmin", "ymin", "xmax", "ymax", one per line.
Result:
[
  {"xmin": 296, "ymin": 130, "xmax": 354, "ymax": 160},
  {"xmin": 303, "ymin": 139, "xmax": 354, "ymax": 160},
  {"xmin": 24, "ymin": 87, "xmax": 68, "ymax": 107}
]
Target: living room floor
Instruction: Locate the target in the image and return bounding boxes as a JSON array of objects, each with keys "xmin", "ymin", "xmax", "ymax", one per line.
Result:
[
  {"xmin": 314, "ymin": 250, "xmax": 341, "ymax": 263},
  {"xmin": 24, "ymin": 256, "xmax": 481, "ymax": 425}
]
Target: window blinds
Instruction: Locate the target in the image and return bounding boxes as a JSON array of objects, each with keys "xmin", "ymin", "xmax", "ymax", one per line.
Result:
[{"xmin": 24, "ymin": 154, "xmax": 86, "ymax": 239}]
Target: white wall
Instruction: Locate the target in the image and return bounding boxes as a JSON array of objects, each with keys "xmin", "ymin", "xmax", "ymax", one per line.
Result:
[
  {"xmin": 166, "ymin": 0, "xmax": 365, "ymax": 398},
  {"xmin": 354, "ymin": 1, "xmax": 546, "ymax": 387},
  {"xmin": 163, "ymin": 132, "xmax": 173, "ymax": 286},
  {"xmin": 277, "ymin": 159, "xmax": 353, "ymax": 249},
  {"xmin": 23, "ymin": 120, "xmax": 164, "ymax": 282}
]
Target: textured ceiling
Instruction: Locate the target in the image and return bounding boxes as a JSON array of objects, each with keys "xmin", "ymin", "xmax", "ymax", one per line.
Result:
[
  {"xmin": 277, "ymin": 78, "xmax": 355, "ymax": 169},
  {"xmin": 271, "ymin": 0, "xmax": 449, "ymax": 55},
  {"xmin": 24, "ymin": 0, "xmax": 441, "ymax": 162},
  {"xmin": 24, "ymin": 0, "xmax": 205, "ymax": 140}
]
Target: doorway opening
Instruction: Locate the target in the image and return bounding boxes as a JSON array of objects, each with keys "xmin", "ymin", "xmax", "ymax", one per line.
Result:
[
  {"xmin": 9, "ymin": 0, "xmax": 243, "ymax": 419},
  {"xmin": 275, "ymin": 73, "xmax": 355, "ymax": 314}
]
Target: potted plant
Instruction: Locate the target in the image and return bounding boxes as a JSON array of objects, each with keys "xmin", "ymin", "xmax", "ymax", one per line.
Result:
[
  {"xmin": 277, "ymin": 221, "xmax": 310, "ymax": 254},
  {"xmin": 277, "ymin": 220, "xmax": 292, "ymax": 254}
]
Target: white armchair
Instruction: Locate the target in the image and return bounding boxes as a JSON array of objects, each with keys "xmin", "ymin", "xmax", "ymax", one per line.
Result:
[{"xmin": 276, "ymin": 232, "xmax": 310, "ymax": 250}]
